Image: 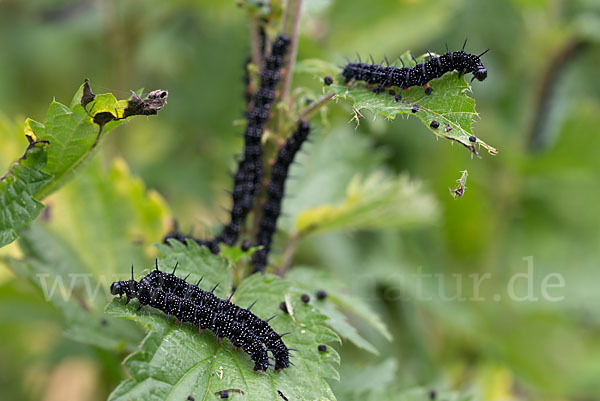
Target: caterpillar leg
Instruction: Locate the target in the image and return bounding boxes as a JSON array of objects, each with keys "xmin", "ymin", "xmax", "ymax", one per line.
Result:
[
  {"xmin": 372, "ymin": 84, "xmax": 385, "ymax": 94},
  {"xmin": 423, "ymin": 83, "xmax": 433, "ymax": 95}
]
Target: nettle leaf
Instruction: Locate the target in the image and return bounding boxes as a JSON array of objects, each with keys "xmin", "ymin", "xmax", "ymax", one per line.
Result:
[
  {"xmin": 296, "ymin": 171, "xmax": 438, "ymax": 236},
  {"xmin": 106, "ymin": 241, "xmax": 340, "ymax": 401},
  {"xmin": 333, "ymin": 358, "xmax": 398, "ymax": 399},
  {"xmin": 50, "ymin": 158, "xmax": 170, "ymax": 273},
  {"xmin": 300, "ymin": 56, "xmax": 498, "ymax": 157},
  {"xmin": 287, "ymin": 267, "xmax": 392, "ymax": 355},
  {"xmin": 365, "ymin": 387, "xmax": 472, "ymax": 401},
  {"xmin": 6, "ymin": 222, "xmax": 144, "ymax": 351},
  {"xmin": 0, "ymin": 80, "xmax": 167, "ymax": 248},
  {"xmin": 34, "ymin": 80, "xmax": 167, "ymax": 198},
  {"xmin": 0, "ymin": 140, "xmax": 53, "ymax": 247},
  {"xmin": 277, "ymin": 127, "xmax": 385, "ymax": 233},
  {"xmin": 334, "ymin": 358, "xmax": 473, "ymax": 401},
  {"xmin": 295, "ymin": 58, "xmax": 341, "ymax": 77},
  {"xmin": 219, "ymin": 244, "xmax": 260, "ymax": 265},
  {"xmin": 4, "ymin": 157, "xmax": 170, "ymax": 351},
  {"xmin": 154, "ymin": 240, "xmax": 233, "ymax": 297}
]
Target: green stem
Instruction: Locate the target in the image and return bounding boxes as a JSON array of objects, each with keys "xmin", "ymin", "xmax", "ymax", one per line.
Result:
[{"xmin": 298, "ymin": 92, "xmax": 335, "ymax": 121}]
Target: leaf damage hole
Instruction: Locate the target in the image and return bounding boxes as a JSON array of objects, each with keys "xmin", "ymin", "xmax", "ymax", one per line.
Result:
[
  {"xmin": 82, "ymin": 79, "xmax": 168, "ymax": 125},
  {"xmin": 80, "ymin": 79, "xmax": 168, "ymax": 149}
]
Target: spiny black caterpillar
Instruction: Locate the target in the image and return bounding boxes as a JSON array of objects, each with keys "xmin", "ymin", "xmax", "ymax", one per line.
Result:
[
  {"xmin": 252, "ymin": 120, "xmax": 311, "ymax": 273},
  {"xmin": 163, "ymin": 40, "xmax": 489, "ymax": 272},
  {"xmin": 164, "ymin": 35, "xmax": 291, "ymax": 252},
  {"xmin": 342, "ymin": 40, "xmax": 488, "ymax": 94},
  {"xmin": 110, "ymin": 263, "xmax": 291, "ymax": 371}
]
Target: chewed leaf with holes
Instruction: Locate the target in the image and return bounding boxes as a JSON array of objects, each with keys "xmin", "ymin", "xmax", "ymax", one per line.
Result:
[
  {"xmin": 0, "ymin": 80, "xmax": 167, "ymax": 248},
  {"xmin": 106, "ymin": 241, "xmax": 340, "ymax": 401},
  {"xmin": 304, "ymin": 54, "xmax": 497, "ymax": 157}
]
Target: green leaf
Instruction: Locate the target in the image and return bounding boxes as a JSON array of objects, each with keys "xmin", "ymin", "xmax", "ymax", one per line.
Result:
[
  {"xmin": 219, "ymin": 244, "xmax": 260, "ymax": 265},
  {"xmin": 51, "ymin": 158, "xmax": 169, "ymax": 273},
  {"xmin": 295, "ymin": 58, "xmax": 341, "ymax": 77},
  {"xmin": 277, "ymin": 127, "xmax": 386, "ymax": 233},
  {"xmin": 310, "ymin": 299, "xmax": 379, "ymax": 355},
  {"xmin": 296, "ymin": 171, "xmax": 438, "ymax": 236},
  {"xmin": 287, "ymin": 267, "xmax": 392, "ymax": 355},
  {"xmin": 6, "ymin": 223, "xmax": 144, "ymax": 351},
  {"xmin": 304, "ymin": 56, "xmax": 498, "ymax": 157},
  {"xmin": 333, "ymin": 358, "xmax": 472, "ymax": 401},
  {"xmin": 341, "ymin": 383, "xmax": 471, "ymax": 401},
  {"xmin": 0, "ymin": 140, "xmax": 53, "ymax": 247},
  {"xmin": 0, "ymin": 80, "xmax": 167, "ymax": 248},
  {"xmin": 154, "ymin": 240, "xmax": 233, "ymax": 298},
  {"xmin": 3, "ymin": 157, "xmax": 170, "ymax": 351},
  {"xmin": 334, "ymin": 358, "xmax": 398, "ymax": 399},
  {"xmin": 33, "ymin": 81, "xmax": 168, "ymax": 198},
  {"xmin": 106, "ymin": 243, "xmax": 341, "ymax": 401}
]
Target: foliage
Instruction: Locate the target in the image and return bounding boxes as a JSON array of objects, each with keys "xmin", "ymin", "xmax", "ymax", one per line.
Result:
[
  {"xmin": 106, "ymin": 241, "xmax": 340, "ymax": 401},
  {"xmin": 332, "ymin": 357, "xmax": 472, "ymax": 401},
  {"xmin": 0, "ymin": 139, "xmax": 52, "ymax": 246},
  {"xmin": 297, "ymin": 55, "xmax": 497, "ymax": 157},
  {"xmin": 0, "ymin": 81, "xmax": 166, "ymax": 247},
  {"xmin": 1, "ymin": 1, "xmax": 600, "ymax": 401},
  {"xmin": 296, "ymin": 171, "xmax": 438, "ymax": 236},
  {"xmin": 287, "ymin": 267, "xmax": 392, "ymax": 355},
  {"xmin": 4, "ymin": 157, "xmax": 170, "ymax": 351}
]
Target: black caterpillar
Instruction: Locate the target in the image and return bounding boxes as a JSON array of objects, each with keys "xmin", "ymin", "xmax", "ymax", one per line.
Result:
[
  {"xmin": 342, "ymin": 41, "xmax": 488, "ymax": 93},
  {"xmin": 165, "ymin": 35, "xmax": 291, "ymax": 252},
  {"xmin": 110, "ymin": 263, "xmax": 291, "ymax": 371},
  {"xmin": 252, "ymin": 120, "xmax": 311, "ymax": 273}
]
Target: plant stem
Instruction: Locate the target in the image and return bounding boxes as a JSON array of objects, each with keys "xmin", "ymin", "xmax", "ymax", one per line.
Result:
[
  {"xmin": 276, "ymin": 92, "xmax": 335, "ymax": 142},
  {"xmin": 527, "ymin": 38, "xmax": 588, "ymax": 152},
  {"xmin": 278, "ymin": 232, "xmax": 301, "ymax": 276},
  {"xmin": 299, "ymin": 92, "xmax": 335, "ymax": 121},
  {"xmin": 282, "ymin": 0, "xmax": 292, "ymax": 33},
  {"xmin": 249, "ymin": 18, "xmax": 263, "ymax": 73},
  {"xmin": 280, "ymin": 0, "xmax": 303, "ymax": 106}
]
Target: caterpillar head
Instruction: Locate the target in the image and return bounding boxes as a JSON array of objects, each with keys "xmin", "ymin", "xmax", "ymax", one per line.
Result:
[
  {"xmin": 472, "ymin": 67, "xmax": 487, "ymax": 82},
  {"xmin": 110, "ymin": 280, "xmax": 138, "ymax": 297},
  {"xmin": 110, "ymin": 281, "xmax": 122, "ymax": 295},
  {"xmin": 111, "ymin": 265, "xmax": 139, "ymax": 298},
  {"xmin": 472, "ymin": 49, "xmax": 489, "ymax": 82}
]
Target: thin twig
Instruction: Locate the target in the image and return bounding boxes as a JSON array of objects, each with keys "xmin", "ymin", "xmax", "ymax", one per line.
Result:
[
  {"xmin": 277, "ymin": 232, "xmax": 301, "ymax": 277},
  {"xmin": 280, "ymin": 0, "xmax": 303, "ymax": 106}
]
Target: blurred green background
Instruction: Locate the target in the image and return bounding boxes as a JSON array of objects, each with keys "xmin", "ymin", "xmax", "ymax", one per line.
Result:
[{"xmin": 1, "ymin": 0, "xmax": 599, "ymax": 400}]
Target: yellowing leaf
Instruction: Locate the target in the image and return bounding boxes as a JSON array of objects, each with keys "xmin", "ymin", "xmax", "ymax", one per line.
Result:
[{"xmin": 296, "ymin": 171, "xmax": 438, "ymax": 235}]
